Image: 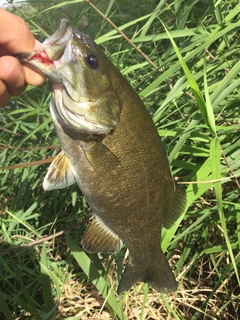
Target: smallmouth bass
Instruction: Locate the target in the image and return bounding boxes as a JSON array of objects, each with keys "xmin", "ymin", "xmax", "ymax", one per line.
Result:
[{"xmin": 19, "ymin": 19, "xmax": 186, "ymax": 294}]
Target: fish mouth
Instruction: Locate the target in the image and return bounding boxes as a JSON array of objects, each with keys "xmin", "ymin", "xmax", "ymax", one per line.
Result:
[
  {"xmin": 19, "ymin": 19, "xmax": 117, "ymax": 136},
  {"xmin": 42, "ymin": 18, "xmax": 73, "ymax": 61},
  {"xmin": 18, "ymin": 19, "xmax": 73, "ymax": 80}
]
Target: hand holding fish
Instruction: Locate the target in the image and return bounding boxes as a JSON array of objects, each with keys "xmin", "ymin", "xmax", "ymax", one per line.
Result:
[{"xmin": 0, "ymin": 9, "xmax": 45, "ymax": 107}]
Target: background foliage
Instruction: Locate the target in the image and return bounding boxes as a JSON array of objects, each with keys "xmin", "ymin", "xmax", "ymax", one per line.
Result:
[{"xmin": 0, "ymin": 0, "xmax": 239, "ymax": 319}]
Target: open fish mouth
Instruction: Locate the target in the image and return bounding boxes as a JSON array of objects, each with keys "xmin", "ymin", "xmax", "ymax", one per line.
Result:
[
  {"xmin": 42, "ymin": 18, "xmax": 73, "ymax": 61},
  {"xmin": 18, "ymin": 19, "xmax": 73, "ymax": 80},
  {"xmin": 19, "ymin": 19, "xmax": 119, "ymax": 135}
]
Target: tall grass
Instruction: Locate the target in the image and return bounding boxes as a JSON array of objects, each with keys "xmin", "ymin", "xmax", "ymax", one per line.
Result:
[{"xmin": 0, "ymin": 0, "xmax": 239, "ymax": 319}]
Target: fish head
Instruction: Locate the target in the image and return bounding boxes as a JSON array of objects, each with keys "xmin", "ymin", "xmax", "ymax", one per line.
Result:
[{"xmin": 19, "ymin": 19, "xmax": 121, "ymax": 135}]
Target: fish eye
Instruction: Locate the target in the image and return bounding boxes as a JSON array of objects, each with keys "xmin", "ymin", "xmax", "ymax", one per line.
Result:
[{"xmin": 85, "ymin": 53, "xmax": 99, "ymax": 70}]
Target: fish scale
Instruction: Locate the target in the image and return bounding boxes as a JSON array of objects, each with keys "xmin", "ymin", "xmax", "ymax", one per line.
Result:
[{"xmin": 19, "ymin": 18, "xmax": 186, "ymax": 295}]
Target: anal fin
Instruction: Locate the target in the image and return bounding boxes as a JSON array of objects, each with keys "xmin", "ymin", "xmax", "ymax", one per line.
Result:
[{"xmin": 81, "ymin": 216, "xmax": 123, "ymax": 253}]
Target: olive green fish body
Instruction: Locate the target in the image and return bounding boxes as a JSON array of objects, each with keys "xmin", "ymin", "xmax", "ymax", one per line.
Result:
[{"xmin": 19, "ymin": 19, "xmax": 186, "ymax": 294}]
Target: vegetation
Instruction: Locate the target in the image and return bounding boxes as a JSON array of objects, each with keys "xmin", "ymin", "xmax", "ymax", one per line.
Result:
[{"xmin": 0, "ymin": 0, "xmax": 239, "ymax": 319}]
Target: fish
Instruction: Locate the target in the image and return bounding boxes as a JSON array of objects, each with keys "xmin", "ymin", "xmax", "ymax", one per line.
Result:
[{"xmin": 19, "ymin": 19, "xmax": 186, "ymax": 295}]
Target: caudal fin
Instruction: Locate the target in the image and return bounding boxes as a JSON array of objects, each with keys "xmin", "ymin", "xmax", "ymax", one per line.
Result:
[{"xmin": 117, "ymin": 252, "xmax": 177, "ymax": 295}]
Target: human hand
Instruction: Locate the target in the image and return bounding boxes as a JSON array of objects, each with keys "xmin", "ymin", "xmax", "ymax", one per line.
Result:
[{"xmin": 0, "ymin": 9, "xmax": 46, "ymax": 107}]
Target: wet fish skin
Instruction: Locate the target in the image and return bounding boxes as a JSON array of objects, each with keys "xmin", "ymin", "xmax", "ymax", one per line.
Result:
[{"xmin": 19, "ymin": 19, "xmax": 186, "ymax": 294}]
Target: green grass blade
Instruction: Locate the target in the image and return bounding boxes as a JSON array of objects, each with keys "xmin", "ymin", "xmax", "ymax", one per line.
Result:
[
  {"xmin": 65, "ymin": 234, "xmax": 126, "ymax": 320},
  {"xmin": 0, "ymin": 290, "xmax": 14, "ymax": 320},
  {"xmin": 40, "ymin": 244, "xmax": 56, "ymax": 319},
  {"xmin": 211, "ymin": 59, "xmax": 240, "ymax": 107},
  {"xmin": 162, "ymin": 157, "xmax": 213, "ymax": 252},
  {"xmin": 210, "ymin": 137, "xmax": 240, "ymax": 284},
  {"xmin": 203, "ymin": 58, "xmax": 216, "ymax": 136},
  {"xmin": 140, "ymin": 284, "xmax": 149, "ymax": 320},
  {"xmin": 168, "ymin": 116, "xmax": 201, "ymax": 164},
  {"xmin": 162, "ymin": 23, "xmax": 215, "ymax": 135},
  {"xmin": 237, "ymin": 205, "xmax": 240, "ymax": 251}
]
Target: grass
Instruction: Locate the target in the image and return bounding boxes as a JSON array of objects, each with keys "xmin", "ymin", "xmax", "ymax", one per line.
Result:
[{"xmin": 0, "ymin": 0, "xmax": 240, "ymax": 319}]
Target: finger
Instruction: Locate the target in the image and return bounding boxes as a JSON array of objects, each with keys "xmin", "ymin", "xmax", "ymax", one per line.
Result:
[
  {"xmin": 21, "ymin": 39, "xmax": 46, "ymax": 86},
  {"xmin": 23, "ymin": 65, "xmax": 46, "ymax": 86},
  {"xmin": 34, "ymin": 39, "xmax": 44, "ymax": 51},
  {"xmin": 0, "ymin": 80, "xmax": 10, "ymax": 107},
  {"xmin": 23, "ymin": 39, "xmax": 46, "ymax": 85},
  {"xmin": 0, "ymin": 56, "xmax": 26, "ymax": 96},
  {"xmin": 0, "ymin": 9, "xmax": 36, "ymax": 53}
]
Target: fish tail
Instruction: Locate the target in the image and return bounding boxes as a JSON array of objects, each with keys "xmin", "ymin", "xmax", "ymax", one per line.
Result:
[{"xmin": 117, "ymin": 251, "xmax": 177, "ymax": 295}]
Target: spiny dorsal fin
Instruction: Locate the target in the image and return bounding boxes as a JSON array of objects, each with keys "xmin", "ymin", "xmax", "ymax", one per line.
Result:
[
  {"xmin": 163, "ymin": 184, "xmax": 186, "ymax": 229},
  {"xmin": 81, "ymin": 216, "xmax": 123, "ymax": 253},
  {"xmin": 43, "ymin": 150, "xmax": 77, "ymax": 191}
]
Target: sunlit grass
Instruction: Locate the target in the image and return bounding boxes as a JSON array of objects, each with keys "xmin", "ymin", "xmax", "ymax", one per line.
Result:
[{"xmin": 0, "ymin": 0, "xmax": 239, "ymax": 319}]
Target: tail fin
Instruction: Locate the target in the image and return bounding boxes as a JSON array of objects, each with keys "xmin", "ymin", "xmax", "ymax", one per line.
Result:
[{"xmin": 117, "ymin": 252, "xmax": 177, "ymax": 295}]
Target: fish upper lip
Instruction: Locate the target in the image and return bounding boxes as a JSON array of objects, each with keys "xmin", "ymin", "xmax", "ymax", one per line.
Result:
[
  {"xmin": 43, "ymin": 19, "xmax": 73, "ymax": 61},
  {"xmin": 44, "ymin": 19, "xmax": 69, "ymax": 46}
]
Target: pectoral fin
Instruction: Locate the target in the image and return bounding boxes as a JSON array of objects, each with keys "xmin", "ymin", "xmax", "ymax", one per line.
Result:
[
  {"xmin": 82, "ymin": 141, "xmax": 121, "ymax": 174},
  {"xmin": 163, "ymin": 184, "xmax": 186, "ymax": 229},
  {"xmin": 81, "ymin": 216, "xmax": 123, "ymax": 253},
  {"xmin": 43, "ymin": 150, "xmax": 77, "ymax": 191}
]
